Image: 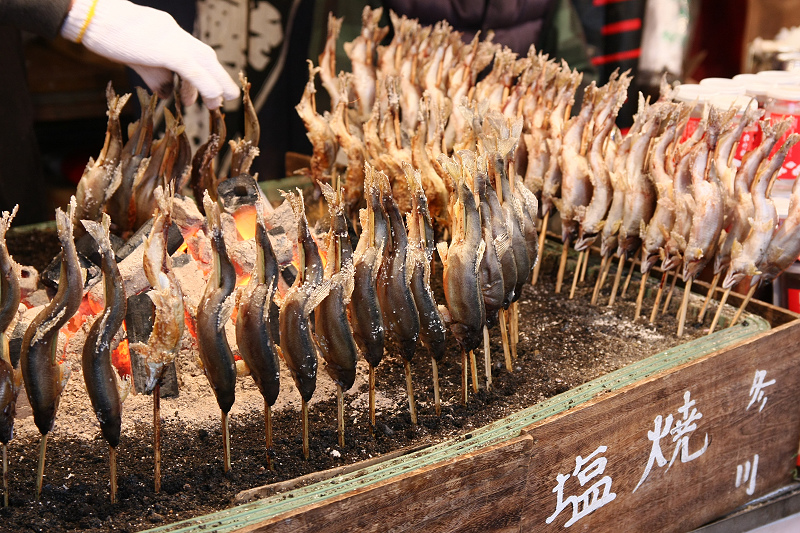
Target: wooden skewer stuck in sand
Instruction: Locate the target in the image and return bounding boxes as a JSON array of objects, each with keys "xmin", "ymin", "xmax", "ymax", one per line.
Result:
[
  {"xmin": 337, "ymin": 385, "xmax": 345, "ymax": 447},
  {"xmin": 555, "ymin": 241, "xmax": 570, "ymax": 293},
  {"xmin": 301, "ymin": 399, "xmax": 310, "ymax": 460},
  {"xmin": 109, "ymin": 445, "xmax": 117, "ymax": 504},
  {"xmin": 499, "ymin": 309, "xmax": 512, "ymax": 371},
  {"xmin": 661, "ymin": 269, "xmax": 680, "ymax": 315},
  {"xmin": 697, "ymin": 272, "xmax": 720, "ymax": 323},
  {"xmin": 510, "ymin": 302, "xmax": 519, "ymax": 360},
  {"xmin": 404, "ymin": 361, "xmax": 417, "ymax": 425},
  {"xmin": 580, "ymin": 247, "xmax": 590, "ymax": 282},
  {"xmin": 621, "ymin": 252, "xmax": 639, "ymax": 298},
  {"xmin": 154, "ymin": 382, "xmax": 162, "ymax": 493},
  {"xmin": 591, "ymin": 255, "xmax": 611, "ymax": 305},
  {"xmin": 569, "ymin": 250, "xmax": 585, "ymax": 300},
  {"xmin": 469, "ymin": 351, "xmax": 479, "ymax": 394},
  {"xmin": 461, "ymin": 350, "xmax": 469, "ymax": 405},
  {"xmin": 677, "ymin": 278, "xmax": 693, "ymax": 336},
  {"xmin": 265, "ymin": 399, "xmax": 274, "ymax": 470},
  {"xmin": 3, "ymin": 443, "xmax": 8, "ymax": 507},
  {"xmin": 35, "ymin": 435, "xmax": 46, "ymax": 500},
  {"xmin": 222, "ymin": 411, "xmax": 231, "ymax": 471},
  {"xmin": 483, "ymin": 326, "xmax": 492, "ymax": 391},
  {"xmin": 607, "ymin": 255, "xmax": 626, "ymax": 307},
  {"xmin": 634, "ymin": 268, "xmax": 648, "ymax": 321},
  {"xmin": 368, "ymin": 364, "xmax": 376, "ymax": 431},
  {"xmin": 650, "ymin": 271, "xmax": 669, "ymax": 324},
  {"xmin": 431, "ymin": 358, "xmax": 441, "ymax": 416},
  {"xmin": 708, "ymin": 287, "xmax": 732, "ymax": 335},
  {"xmin": 532, "ymin": 212, "xmax": 549, "ymax": 285},
  {"xmin": 730, "ymin": 283, "xmax": 758, "ymax": 327}
]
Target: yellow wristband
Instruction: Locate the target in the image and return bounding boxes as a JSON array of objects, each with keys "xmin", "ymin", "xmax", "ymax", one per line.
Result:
[{"xmin": 75, "ymin": 0, "xmax": 100, "ymax": 44}]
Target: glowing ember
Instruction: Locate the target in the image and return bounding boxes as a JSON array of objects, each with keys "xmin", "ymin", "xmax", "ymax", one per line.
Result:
[
  {"xmin": 232, "ymin": 205, "xmax": 257, "ymax": 240},
  {"xmin": 112, "ymin": 328, "xmax": 132, "ymax": 378}
]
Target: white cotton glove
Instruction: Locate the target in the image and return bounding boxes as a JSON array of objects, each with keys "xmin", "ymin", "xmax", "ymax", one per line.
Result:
[{"xmin": 61, "ymin": 0, "xmax": 239, "ymax": 109}]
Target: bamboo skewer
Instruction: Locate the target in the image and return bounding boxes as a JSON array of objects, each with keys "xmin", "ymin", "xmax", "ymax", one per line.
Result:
[
  {"xmin": 709, "ymin": 287, "xmax": 732, "ymax": 335},
  {"xmin": 591, "ymin": 255, "xmax": 610, "ymax": 305},
  {"xmin": 569, "ymin": 251, "xmax": 583, "ymax": 299},
  {"xmin": 499, "ymin": 310, "xmax": 512, "ymax": 371},
  {"xmin": 555, "ymin": 241, "xmax": 570, "ymax": 293},
  {"xmin": 580, "ymin": 247, "xmax": 590, "ymax": 282},
  {"xmin": 3, "ymin": 443, "xmax": 8, "ymax": 507},
  {"xmin": 403, "ymin": 361, "xmax": 418, "ymax": 425},
  {"xmin": 650, "ymin": 271, "xmax": 669, "ymax": 323},
  {"xmin": 731, "ymin": 283, "xmax": 758, "ymax": 327},
  {"xmin": 265, "ymin": 400, "xmax": 273, "ymax": 470},
  {"xmin": 154, "ymin": 382, "xmax": 161, "ymax": 493},
  {"xmin": 697, "ymin": 272, "xmax": 720, "ymax": 323},
  {"xmin": 532, "ymin": 212, "xmax": 549, "ymax": 285},
  {"xmin": 607, "ymin": 255, "xmax": 626, "ymax": 306},
  {"xmin": 483, "ymin": 326, "xmax": 492, "ymax": 391},
  {"xmin": 368, "ymin": 364, "xmax": 376, "ymax": 431},
  {"xmin": 677, "ymin": 278, "xmax": 693, "ymax": 336},
  {"xmin": 621, "ymin": 253, "xmax": 638, "ymax": 298},
  {"xmin": 222, "ymin": 411, "xmax": 231, "ymax": 472},
  {"xmin": 634, "ymin": 269, "xmax": 648, "ymax": 320},
  {"xmin": 109, "ymin": 445, "xmax": 117, "ymax": 504},
  {"xmin": 431, "ymin": 358, "xmax": 441, "ymax": 416},
  {"xmin": 461, "ymin": 350, "xmax": 468, "ymax": 405},
  {"xmin": 510, "ymin": 302, "xmax": 519, "ymax": 360},
  {"xmin": 35, "ymin": 435, "xmax": 46, "ymax": 500},
  {"xmin": 469, "ymin": 351, "xmax": 479, "ymax": 394},
  {"xmin": 301, "ymin": 399, "xmax": 309, "ymax": 460},
  {"xmin": 662, "ymin": 269, "xmax": 680, "ymax": 315},
  {"xmin": 337, "ymin": 385, "xmax": 345, "ymax": 447}
]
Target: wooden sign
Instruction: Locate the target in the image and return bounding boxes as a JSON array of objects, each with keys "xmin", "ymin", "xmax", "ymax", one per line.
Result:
[{"xmin": 520, "ymin": 321, "xmax": 800, "ymax": 532}]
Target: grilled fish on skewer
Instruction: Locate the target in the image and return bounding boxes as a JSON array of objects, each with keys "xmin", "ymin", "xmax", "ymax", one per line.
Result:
[
  {"xmin": 714, "ymin": 120, "xmax": 791, "ymax": 276},
  {"xmin": 81, "ymin": 214, "xmax": 128, "ymax": 449},
  {"xmin": 0, "ymin": 207, "xmax": 21, "ymax": 454},
  {"xmin": 296, "ymin": 62, "xmax": 337, "ymax": 188},
  {"xmin": 315, "ymin": 184, "xmax": 358, "ymax": 392},
  {"xmin": 683, "ymin": 146, "xmax": 726, "ymax": 281},
  {"xmin": 74, "ymin": 85, "xmax": 129, "ymax": 233},
  {"xmin": 236, "ymin": 195, "xmax": 281, "ymax": 400},
  {"xmin": 280, "ymin": 189, "xmax": 326, "ymax": 404},
  {"xmin": 344, "ymin": 7, "xmax": 387, "ymax": 123},
  {"xmin": 109, "ymin": 87, "xmax": 156, "ymax": 234},
  {"xmin": 641, "ymin": 119, "xmax": 678, "ymax": 272},
  {"xmin": 21, "ymin": 198, "xmax": 83, "ymax": 497},
  {"xmin": 349, "ymin": 165, "xmax": 386, "ymax": 370},
  {"xmin": 190, "ymin": 108, "xmax": 226, "ymax": 213},
  {"xmin": 724, "ymin": 134, "xmax": 800, "ymax": 289},
  {"xmin": 756, "ymin": 174, "xmax": 800, "ymax": 283},
  {"xmin": 197, "ymin": 194, "xmax": 238, "ymax": 426},
  {"xmin": 130, "ymin": 186, "xmax": 185, "ymax": 392},
  {"xmin": 319, "ymin": 13, "xmax": 344, "ymax": 107}
]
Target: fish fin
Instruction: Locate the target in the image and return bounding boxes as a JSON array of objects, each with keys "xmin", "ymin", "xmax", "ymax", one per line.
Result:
[
  {"xmin": 116, "ymin": 373, "xmax": 132, "ymax": 404},
  {"xmin": 437, "ymin": 241, "xmax": 449, "ymax": 267},
  {"xmin": 217, "ymin": 291, "xmax": 237, "ymax": 331},
  {"xmin": 475, "ymin": 239, "xmax": 486, "ymax": 276},
  {"xmin": 494, "ymin": 232, "xmax": 511, "ymax": 258},
  {"xmin": 731, "ymin": 239, "xmax": 743, "ymax": 258},
  {"xmin": 304, "ymin": 279, "xmax": 332, "ymax": 316},
  {"xmin": 438, "ymin": 304, "xmax": 452, "ymax": 323},
  {"xmin": 639, "ymin": 219, "xmax": 647, "ymax": 239}
]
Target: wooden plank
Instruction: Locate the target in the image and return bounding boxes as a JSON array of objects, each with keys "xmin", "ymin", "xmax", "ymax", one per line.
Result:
[
  {"xmin": 519, "ymin": 320, "xmax": 800, "ymax": 533},
  {"xmin": 237, "ymin": 434, "xmax": 534, "ymax": 533}
]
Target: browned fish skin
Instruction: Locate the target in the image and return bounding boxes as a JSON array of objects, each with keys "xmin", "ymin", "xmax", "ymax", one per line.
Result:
[
  {"xmin": 348, "ymin": 166, "xmax": 386, "ymax": 368},
  {"xmin": 196, "ymin": 195, "xmax": 237, "ymax": 414},
  {"xmin": 378, "ymin": 188, "xmax": 420, "ymax": 362},
  {"xmin": 235, "ymin": 199, "xmax": 281, "ymax": 406},
  {"xmin": 191, "ymin": 108, "xmax": 226, "ymax": 214},
  {"xmin": 315, "ymin": 185, "xmax": 358, "ymax": 390},
  {"xmin": 476, "ymin": 170, "xmax": 506, "ymax": 325},
  {"xmin": 81, "ymin": 216, "xmax": 126, "ymax": 448},
  {"xmin": 21, "ymin": 199, "xmax": 83, "ymax": 436},
  {"xmin": 280, "ymin": 190, "xmax": 324, "ymax": 402},
  {"xmin": 0, "ymin": 208, "xmax": 20, "ymax": 444}
]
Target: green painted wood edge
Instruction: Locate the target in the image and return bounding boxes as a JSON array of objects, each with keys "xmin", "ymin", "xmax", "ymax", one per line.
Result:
[{"xmin": 144, "ymin": 313, "xmax": 771, "ymax": 533}]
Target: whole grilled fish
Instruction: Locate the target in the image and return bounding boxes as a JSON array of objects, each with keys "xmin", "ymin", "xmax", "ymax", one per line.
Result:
[
  {"xmin": 235, "ymin": 195, "xmax": 281, "ymax": 406},
  {"xmin": 21, "ymin": 198, "xmax": 83, "ymax": 436},
  {"xmin": 81, "ymin": 214, "xmax": 128, "ymax": 448},
  {"xmin": 0, "ymin": 207, "xmax": 20, "ymax": 444},
  {"xmin": 196, "ymin": 194, "xmax": 238, "ymax": 414},
  {"xmin": 280, "ymin": 190, "xmax": 327, "ymax": 402}
]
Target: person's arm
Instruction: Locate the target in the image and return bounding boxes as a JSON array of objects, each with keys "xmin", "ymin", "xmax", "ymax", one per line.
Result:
[
  {"xmin": 59, "ymin": 0, "xmax": 238, "ymax": 109},
  {"xmin": 0, "ymin": 0, "xmax": 73, "ymax": 39}
]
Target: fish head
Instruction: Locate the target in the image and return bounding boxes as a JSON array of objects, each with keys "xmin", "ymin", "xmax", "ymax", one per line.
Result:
[{"xmin": 641, "ymin": 252, "xmax": 661, "ymax": 274}]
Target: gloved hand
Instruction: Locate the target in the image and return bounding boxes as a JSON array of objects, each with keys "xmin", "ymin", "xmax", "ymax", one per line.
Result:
[{"xmin": 61, "ymin": 0, "xmax": 239, "ymax": 109}]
